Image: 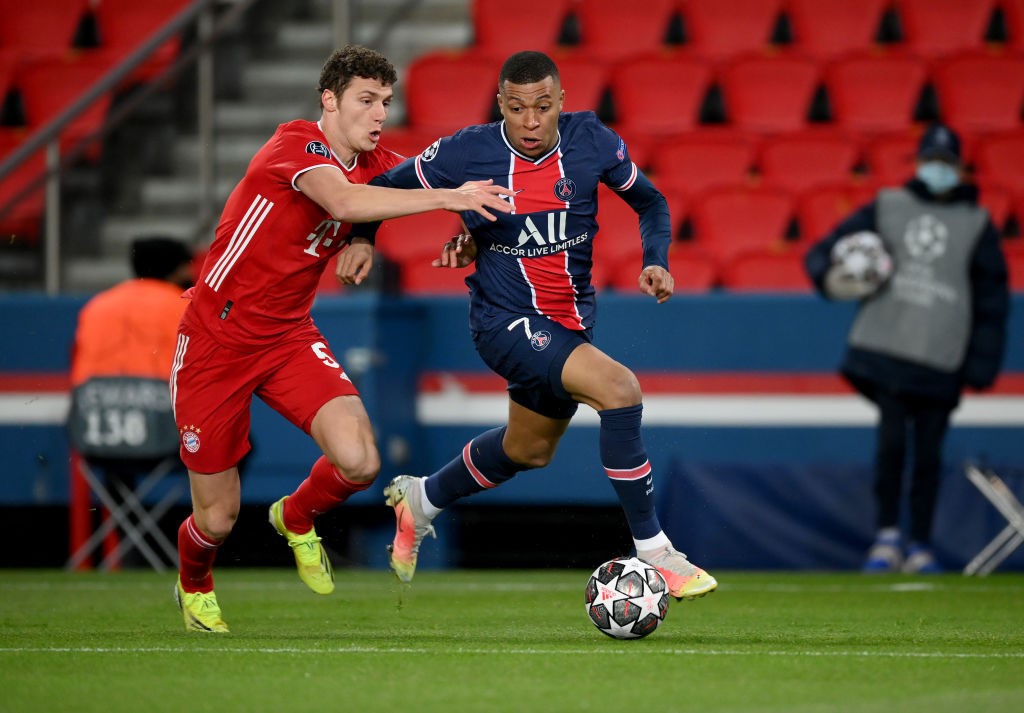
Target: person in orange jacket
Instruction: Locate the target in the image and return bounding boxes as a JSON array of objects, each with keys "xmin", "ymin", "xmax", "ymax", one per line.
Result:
[
  {"xmin": 71, "ymin": 237, "xmax": 195, "ymax": 386},
  {"xmin": 68, "ymin": 237, "xmax": 196, "ymax": 568}
]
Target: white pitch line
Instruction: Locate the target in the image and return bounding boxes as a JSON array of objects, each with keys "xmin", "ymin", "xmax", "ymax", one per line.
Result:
[{"xmin": 0, "ymin": 646, "xmax": 1021, "ymax": 659}]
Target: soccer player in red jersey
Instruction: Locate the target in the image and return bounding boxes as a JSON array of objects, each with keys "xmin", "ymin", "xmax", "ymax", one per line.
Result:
[
  {"xmin": 351, "ymin": 51, "xmax": 718, "ymax": 602},
  {"xmin": 169, "ymin": 45, "xmax": 513, "ymax": 632}
]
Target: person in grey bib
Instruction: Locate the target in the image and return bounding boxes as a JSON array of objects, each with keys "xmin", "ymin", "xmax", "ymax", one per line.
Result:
[{"xmin": 805, "ymin": 123, "xmax": 1009, "ymax": 573}]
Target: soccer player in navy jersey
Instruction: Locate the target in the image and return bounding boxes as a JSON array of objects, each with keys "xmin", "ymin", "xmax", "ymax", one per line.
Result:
[
  {"xmin": 349, "ymin": 50, "xmax": 717, "ymax": 600},
  {"xmin": 169, "ymin": 45, "xmax": 514, "ymax": 633}
]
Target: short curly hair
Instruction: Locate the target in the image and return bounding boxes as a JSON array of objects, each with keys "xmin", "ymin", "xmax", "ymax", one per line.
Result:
[{"xmin": 317, "ymin": 45, "xmax": 398, "ymax": 102}]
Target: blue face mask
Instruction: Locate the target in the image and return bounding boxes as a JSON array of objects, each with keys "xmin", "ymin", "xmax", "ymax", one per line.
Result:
[{"xmin": 916, "ymin": 161, "xmax": 960, "ymax": 195}]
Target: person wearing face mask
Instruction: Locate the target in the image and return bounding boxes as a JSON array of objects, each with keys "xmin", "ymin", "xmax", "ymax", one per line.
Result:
[{"xmin": 804, "ymin": 123, "xmax": 1010, "ymax": 573}]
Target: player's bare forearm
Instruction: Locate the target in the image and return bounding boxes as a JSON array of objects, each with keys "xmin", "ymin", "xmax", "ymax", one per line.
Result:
[
  {"xmin": 298, "ymin": 168, "xmax": 513, "ymax": 223},
  {"xmin": 336, "ymin": 239, "xmax": 374, "ymax": 286},
  {"xmin": 639, "ymin": 265, "xmax": 674, "ymax": 304},
  {"xmin": 432, "ymin": 233, "xmax": 476, "ymax": 268}
]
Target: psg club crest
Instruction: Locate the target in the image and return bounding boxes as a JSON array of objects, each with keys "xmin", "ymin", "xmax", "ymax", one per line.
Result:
[
  {"xmin": 554, "ymin": 177, "xmax": 576, "ymax": 201},
  {"xmin": 305, "ymin": 141, "xmax": 331, "ymax": 157},
  {"xmin": 530, "ymin": 330, "xmax": 552, "ymax": 351},
  {"xmin": 421, "ymin": 140, "xmax": 440, "ymax": 162}
]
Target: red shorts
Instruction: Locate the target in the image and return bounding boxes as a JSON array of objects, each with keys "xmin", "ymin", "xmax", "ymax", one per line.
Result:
[{"xmin": 170, "ymin": 319, "xmax": 359, "ymax": 473}]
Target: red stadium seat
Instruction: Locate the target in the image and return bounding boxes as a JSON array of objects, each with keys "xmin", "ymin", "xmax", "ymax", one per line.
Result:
[
  {"xmin": 1003, "ymin": 0, "xmax": 1024, "ymax": 51},
  {"xmin": 551, "ymin": 50, "xmax": 611, "ymax": 114},
  {"xmin": 796, "ymin": 181, "xmax": 877, "ymax": 242},
  {"xmin": 975, "ymin": 183, "xmax": 1013, "ymax": 235},
  {"xmin": 472, "ymin": 0, "xmax": 572, "ymax": 55},
  {"xmin": 678, "ymin": 0, "xmax": 783, "ymax": 62},
  {"xmin": 13, "ymin": 51, "xmax": 118, "ymax": 159},
  {"xmin": 0, "ymin": 49, "xmax": 21, "ymax": 105},
  {"xmin": 931, "ymin": 51, "xmax": 1024, "ymax": 135},
  {"xmin": 824, "ymin": 52, "xmax": 928, "ymax": 135},
  {"xmin": 377, "ymin": 129, "xmax": 434, "ymax": 162},
  {"xmin": 400, "ymin": 259, "xmax": 473, "ymax": 295},
  {"xmin": 864, "ymin": 132, "xmax": 921, "ymax": 186},
  {"xmin": 606, "ymin": 243, "xmax": 718, "ymax": 293},
  {"xmin": 0, "ymin": 0, "xmax": 88, "ymax": 54},
  {"xmin": 689, "ymin": 185, "xmax": 794, "ymax": 265},
  {"xmin": 0, "ymin": 129, "xmax": 45, "ymax": 246},
  {"xmin": 719, "ymin": 248, "xmax": 812, "ymax": 292},
  {"xmin": 718, "ymin": 55, "xmax": 820, "ymax": 134},
  {"xmin": 92, "ymin": 0, "xmax": 191, "ymax": 85},
  {"xmin": 374, "ymin": 210, "xmax": 464, "ymax": 265},
  {"xmin": 574, "ymin": 0, "xmax": 676, "ymax": 62},
  {"xmin": 785, "ymin": 0, "xmax": 888, "ymax": 61},
  {"xmin": 1005, "ymin": 246, "xmax": 1024, "ymax": 292},
  {"xmin": 609, "ymin": 52, "xmax": 713, "ymax": 138},
  {"xmin": 758, "ymin": 132, "xmax": 861, "ymax": 194},
  {"xmin": 650, "ymin": 130, "xmax": 757, "ymax": 197},
  {"xmin": 593, "ymin": 184, "xmax": 687, "ymax": 263},
  {"xmin": 974, "ymin": 131, "xmax": 1024, "ymax": 197},
  {"xmin": 894, "ymin": 0, "xmax": 997, "ymax": 59},
  {"xmin": 403, "ymin": 50, "xmax": 502, "ymax": 137}
]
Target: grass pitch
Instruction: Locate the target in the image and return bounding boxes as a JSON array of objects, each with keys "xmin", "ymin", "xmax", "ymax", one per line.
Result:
[{"xmin": 1, "ymin": 569, "xmax": 1022, "ymax": 713}]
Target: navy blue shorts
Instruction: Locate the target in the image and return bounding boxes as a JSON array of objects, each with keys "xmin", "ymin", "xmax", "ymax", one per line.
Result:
[{"xmin": 472, "ymin": 314, "xmax": 592, "ymax": 420}]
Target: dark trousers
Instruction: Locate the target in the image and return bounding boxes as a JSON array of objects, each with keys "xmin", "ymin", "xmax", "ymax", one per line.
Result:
[{"xmin": 872, "ymin": 390, "xmax": 955, "ymax": 544}]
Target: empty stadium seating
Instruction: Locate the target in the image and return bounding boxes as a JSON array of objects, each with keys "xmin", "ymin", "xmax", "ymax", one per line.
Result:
[
  {"xmin": 13, "ymin": 51, "xmax": 117, "ymax": 159},
  {"xmin": 864, "ymin": 132, "xmax": 921, "ymax": 186},
  {"xmin": 758, "ymin": 131, "xmax": 861, "ymax": 194},
  {"xmin": 574, "ymin": 0, "xmax": 676, "ymax": 62},
  {"xmin": 471, "ymin": 0, "xmax": 572, "ymax": 56},
  {"xmin": 718, "ymin": 55, "xmax": 820, "ymax": 134},
  {"xmin": 688, "ymin": 185, "xmax": 794, "ymax": 265},
  {"xmin": 824, "ymin": 52, "xmax": 928, "ymax": 135},
  {"xmin": 931, "ymin": 50, "xmax": 1024, "ymax": 135},
  {"xmin": 796, "ymin": 181, "xmax": 877, "ymax": 241},
  {"xmin": 0, "ymin": 128, "xmax": 45, "ymax": 246},
  {"xmin": 609, "ymin": 52, "xmax": 713, "ymax": 137},
  {"xmin": 678, "ymin": 0, "xmax": 783, "ymax": 62},
  {"xmin": 785, "ymin": 0, "xmax": 889, "ymax": 60},
  {"xmin": 719, "ymin": 248, "xmax": 812, "ymax": 292},
  {"xmin": 0, "ymin": 0, "xmax": 88, "ymax": 54},
  {"xmin": 374, "ymin": 210, "xmax": 465, "ymax": 266},
  {"xmin": 606, "ymin": 243, "xmax": 718, "ymax": 293},
  {"xmin": 400, "ymin": 259, "xmax": 473, "ymax": 295},
  {"xmin": 92, "ymin": 0, "xmax": 191, "ymax": 85},
  {"xmin": 550, "ymin": 50, "xmax": 610, "ymax": 114},
  {"xmin": 650, "ymin": 130, "xmax": 757, "ymax": 197},
  {"xmin": 403, "ymin": 50, "xmax": 502, "ymax": 136},
  {"xmin": 894, "ymin": 0, "xmax": 997, "ymax": 59},
  {"xmin": 974, "ymin": 130, "xmax": 1024, "ymax": 197}
]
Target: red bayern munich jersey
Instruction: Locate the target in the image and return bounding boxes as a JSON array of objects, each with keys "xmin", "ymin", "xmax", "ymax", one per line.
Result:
[{"xmin": 184, "ymin": 119, "xmax": 403, "ymax": 350}]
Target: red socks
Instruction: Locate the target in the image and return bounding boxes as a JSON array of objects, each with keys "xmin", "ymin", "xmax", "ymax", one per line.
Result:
[
  {"xmin": 282, "ymin": 456, "xmax": 371, "ymax": 534},
  {"xmin": 177, "ymin": 514, "xmax": 220, "ymax": 593}
]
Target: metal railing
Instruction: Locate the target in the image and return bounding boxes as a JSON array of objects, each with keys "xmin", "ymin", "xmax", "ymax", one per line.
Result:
[{"xmin": 0, "ymin": 0, "xmax": 262, "ymax": 294}]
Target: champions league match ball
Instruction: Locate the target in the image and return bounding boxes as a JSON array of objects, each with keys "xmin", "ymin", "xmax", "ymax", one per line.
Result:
[
  {"xmin": 830, "ymin": 230, "xmax": 894, "ymax": 287},
  {"xmin": 585, "ymin": 557, "xmax": 670, "ymax": 640}
]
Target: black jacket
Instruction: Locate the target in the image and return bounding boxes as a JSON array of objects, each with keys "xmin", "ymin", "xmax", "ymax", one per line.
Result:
[{"xmin": 804, "ymin": 179, "xmax": 1010, "ymax": 405}]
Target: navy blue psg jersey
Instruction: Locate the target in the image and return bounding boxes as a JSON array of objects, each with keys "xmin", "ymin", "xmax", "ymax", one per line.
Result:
[{"xmin": 372, "ymin": 111, "xmax": 670, "ymax": 332}]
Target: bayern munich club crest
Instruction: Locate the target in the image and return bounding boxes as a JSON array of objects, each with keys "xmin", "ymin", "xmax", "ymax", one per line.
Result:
[
  {"xmin": 530, "ymin": 330, "xmax": 552, "ymax": 351},
  {"xmin": 305, "ymin": 141, "xmax": 331, "ymax": 157},
  {"xmin": 181, "ymin": 428, "xmax": 201, "ymax": 454},
  {"xmin": 554, "ymin": 177, "xmax": 576, "ymax": 201}
]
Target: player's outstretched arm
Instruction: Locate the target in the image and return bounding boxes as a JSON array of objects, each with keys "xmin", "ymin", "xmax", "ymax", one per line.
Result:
[
  {"xmin": 432, "ymin": 232, "xmax": 476, "ymax": 268},
  {"xmin": 638, "ymin": 265, "xmax": 674, "ymax": 304},
  {"xmin": 297, "ymin": 168, "xmax": 513, "ymax": 223}
]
